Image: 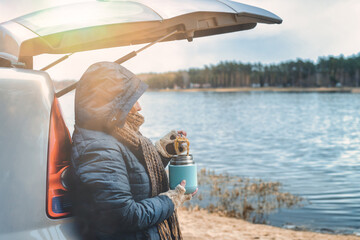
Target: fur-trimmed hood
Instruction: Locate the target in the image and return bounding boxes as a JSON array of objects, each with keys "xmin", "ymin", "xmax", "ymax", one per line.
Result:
[{"xmin": 74, "ymin": 62, "xmax": 148, "ymax": 132}]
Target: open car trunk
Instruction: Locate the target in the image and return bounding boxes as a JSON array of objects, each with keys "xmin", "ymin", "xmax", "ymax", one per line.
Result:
[{"xmin": 0, "ymin": 0, "xmax": 282, "ymax": 67}]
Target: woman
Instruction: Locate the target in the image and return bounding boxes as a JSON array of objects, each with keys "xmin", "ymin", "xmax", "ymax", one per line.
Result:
[{"xmin": 71, "ymin": 62, "xmax": 197, "ymax": 240}]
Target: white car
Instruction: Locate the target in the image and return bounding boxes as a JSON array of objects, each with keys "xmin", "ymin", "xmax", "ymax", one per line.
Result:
[{"xmin": 0, "ymin": 1, "xmax": 281, "ymax": 239}]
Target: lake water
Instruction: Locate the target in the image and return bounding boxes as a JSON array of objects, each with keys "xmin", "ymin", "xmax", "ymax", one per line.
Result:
[{"xmin": 60, "ymin": 91, "xmax": 360, "ymax": 235}]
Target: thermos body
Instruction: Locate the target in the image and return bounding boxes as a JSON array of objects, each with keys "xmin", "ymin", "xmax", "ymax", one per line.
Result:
[{"xmin": 169, "ymin": 155, "xmax": 197, "ymax": 194}]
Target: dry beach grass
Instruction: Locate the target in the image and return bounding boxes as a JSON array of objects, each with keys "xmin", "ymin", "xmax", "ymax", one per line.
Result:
[
  {"xmin": 188, "ymin": 169, "xmax": 304, "ymax": 224},
  {"xmin": 178, "ymin": 208, "xmax": 360, "ymax": 240}
]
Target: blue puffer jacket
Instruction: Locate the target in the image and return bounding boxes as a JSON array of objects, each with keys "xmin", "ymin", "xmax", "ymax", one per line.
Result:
[{"xmin": 70, "ymin": 62, "xmax": 174, "ymax": 240}]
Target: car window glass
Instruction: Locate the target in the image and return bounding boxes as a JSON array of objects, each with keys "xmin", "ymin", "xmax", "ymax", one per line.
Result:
[{"xmin": 15, "ymin": 2, "xmax": 162, "ymax": 36}]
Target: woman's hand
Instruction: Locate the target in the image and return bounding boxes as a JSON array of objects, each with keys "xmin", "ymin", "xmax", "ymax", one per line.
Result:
[
  {"xmin": 180, "ymin": 179, "xmax": 198, "ymax": 197},
  {"xmin": 160, "ymin": 180, "xmax": 198, "ymax": 209},
  {"xmin": 155, "ymin": 130, "xmax": 188, "ymax": 158},
  {"xmin": 177, "ymin": 130, "xmax": 187, "ymax": 137}
]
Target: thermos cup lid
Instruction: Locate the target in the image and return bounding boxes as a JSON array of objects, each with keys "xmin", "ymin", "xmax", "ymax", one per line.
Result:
[{"xmin": 170, "ymin": 154, "xmax": 194, "ymax": 165}]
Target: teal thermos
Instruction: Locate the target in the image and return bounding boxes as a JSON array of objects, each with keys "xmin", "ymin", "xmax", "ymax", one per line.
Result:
[{"xmin": 169, "ymin": 154, "xmax": 197, "ymax": 194}]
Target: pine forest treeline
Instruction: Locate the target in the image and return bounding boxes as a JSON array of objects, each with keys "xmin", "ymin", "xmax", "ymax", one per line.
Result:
[{"xmin": 141, "ymin": 53, "xmax": 360, "ymax": 89}]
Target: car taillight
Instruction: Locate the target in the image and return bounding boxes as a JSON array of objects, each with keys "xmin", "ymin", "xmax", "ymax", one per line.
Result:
[{"xmin": 47, "ymin": 97, "xmax": 72, "ymax": 218}]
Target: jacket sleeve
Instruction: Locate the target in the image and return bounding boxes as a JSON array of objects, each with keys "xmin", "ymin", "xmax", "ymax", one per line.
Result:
[{"xmin": 74, "ymin": 142, "xmax": 174, "ymax": 232}]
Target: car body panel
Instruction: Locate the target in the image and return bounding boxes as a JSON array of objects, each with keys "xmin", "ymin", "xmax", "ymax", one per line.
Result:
[
  {"xmin": 0, "ymin": 68, "xmax": 80, "ymax": 239},
  {"xmin": 0, "ymin": 0, "xmax": 282, "ymax": 64},
  {"xmin": 0, "ymin": 221, "xmax": 79, "ymax": 240},
  {"xmin": 0, "ymin": 21, "xmax": 38, "ymax": 62}
]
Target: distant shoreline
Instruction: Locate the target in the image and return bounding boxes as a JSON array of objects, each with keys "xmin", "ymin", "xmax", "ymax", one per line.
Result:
[{"xmin": 149, "ymin": 87, "xmax": 360, "ymax": 93}]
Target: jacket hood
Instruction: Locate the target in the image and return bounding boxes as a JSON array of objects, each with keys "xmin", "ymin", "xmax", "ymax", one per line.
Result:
[{"xmin": 75, "ymin": 62, "xmax": 148, "ymax": 132}]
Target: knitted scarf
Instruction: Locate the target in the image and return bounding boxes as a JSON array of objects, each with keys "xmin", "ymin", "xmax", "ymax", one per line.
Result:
[{"xmin": 113, "ymin": 112, "xmax": 182, "ymax": 240}]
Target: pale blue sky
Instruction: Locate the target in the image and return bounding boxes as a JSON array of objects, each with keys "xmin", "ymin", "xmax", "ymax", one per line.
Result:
[{"xmin": 1, "ymin": 0, "xmax": 359, "ymax": 80}]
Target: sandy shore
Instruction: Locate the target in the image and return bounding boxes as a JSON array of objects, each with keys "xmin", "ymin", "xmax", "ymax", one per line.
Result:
[
  {"xmin": 155, "ymin": 87, "xmax": 360, "ymax": 93},
  {"xmin": 178, "ymin": 209, "xmax": 360, "ymax": 240}
]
